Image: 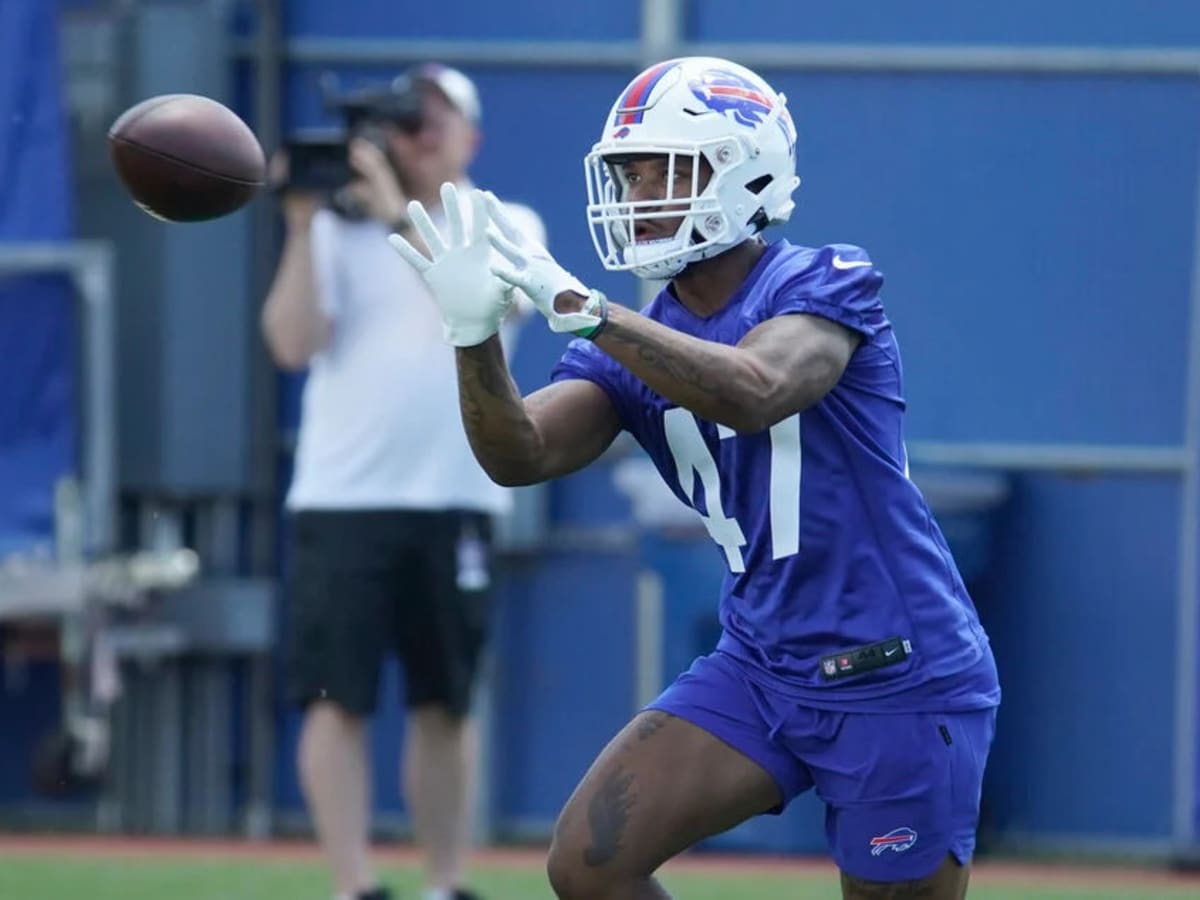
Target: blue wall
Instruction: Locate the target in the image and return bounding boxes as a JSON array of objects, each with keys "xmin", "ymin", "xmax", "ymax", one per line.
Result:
[
  {"xmin": 0, "ymin": 0, "xmax": 76, "ymax": 557},
  {"xmin": 982, "ymin": 475, "xmax": 1181, "ymax": 841}
]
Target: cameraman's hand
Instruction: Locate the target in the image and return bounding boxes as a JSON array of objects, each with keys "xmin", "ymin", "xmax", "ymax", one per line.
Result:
[
  {"xmin": 269, "ymin": 151, "xmax": 322, "ymax": 234},
  {"xmin": 345, "ymin": 137, "xmax": 408, "ymax": 225},
  {"xmin": 388, "ymin": 183, "xmax": 514, "ymax": 347}
]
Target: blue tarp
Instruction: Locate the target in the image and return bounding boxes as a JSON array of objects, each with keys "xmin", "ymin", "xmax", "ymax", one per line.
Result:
[{"xmin": 0, "ymin": 0, "xmax": 76, "ymax": 557}]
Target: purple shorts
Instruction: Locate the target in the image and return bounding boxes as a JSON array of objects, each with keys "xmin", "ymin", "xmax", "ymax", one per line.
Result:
[{"xmin": 647, "ymin": 650, "xmax": 997, "ymax": 882}]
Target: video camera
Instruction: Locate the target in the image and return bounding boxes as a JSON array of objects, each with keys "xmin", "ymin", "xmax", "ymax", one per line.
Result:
[{"xmin": 282, "ymin": 73, "xmax": 429, "ymax": 213}]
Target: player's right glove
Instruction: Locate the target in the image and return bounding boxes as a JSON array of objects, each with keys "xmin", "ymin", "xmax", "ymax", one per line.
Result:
[
  {"xmin": 481, "ymin": 191, "xmax": 607, "ymax": 339},
  {"xmin": 387, "ymin": 182, "xmax": 513, "ymax": 347}
]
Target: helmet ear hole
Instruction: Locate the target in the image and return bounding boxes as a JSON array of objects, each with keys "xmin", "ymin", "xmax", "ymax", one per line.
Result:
[{"xmin": 745, "ymin": 174, "xmax": 773, "ymax": 195}]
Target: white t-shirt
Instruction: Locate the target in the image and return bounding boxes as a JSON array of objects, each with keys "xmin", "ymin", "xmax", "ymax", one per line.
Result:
[{"xmin": 285, "ymin": 190, "xmax": 546, "ymax": 516}]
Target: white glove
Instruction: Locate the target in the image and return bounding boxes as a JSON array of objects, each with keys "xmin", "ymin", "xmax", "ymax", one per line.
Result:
[
  {"xmin": 387, "ymin": 182, "xmax": 514, "ymax": 347},
  {"xmin": 481, "ymin": 191, "xmax": 604, "ymax": 336}
]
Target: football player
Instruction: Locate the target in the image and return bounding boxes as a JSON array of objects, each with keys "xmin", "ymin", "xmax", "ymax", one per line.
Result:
[{"xmin": 390, "ymin": 56, "xmax": 1001, "ymax": 900}]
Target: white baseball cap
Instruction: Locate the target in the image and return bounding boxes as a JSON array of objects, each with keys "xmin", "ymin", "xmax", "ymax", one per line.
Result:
[{"xmin": 403, "ymin": 63, "xmax": 481, "ymax": 124}]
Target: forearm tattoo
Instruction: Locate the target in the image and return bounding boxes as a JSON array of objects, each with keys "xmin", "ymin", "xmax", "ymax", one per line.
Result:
[
  {"xmin": 605, "ymin": 327, "xmax": 731, "ymax": 400},
  {"xmin": 583, "ymin": 767, "xmax": 636, "ymax": 867},
  {"xmin": 455, "ymin": 343, "xmax": 539, "ymax": 475},
  {"xmin": 600, "ymin": 319, "xmax": 754, "ymax": 426}
]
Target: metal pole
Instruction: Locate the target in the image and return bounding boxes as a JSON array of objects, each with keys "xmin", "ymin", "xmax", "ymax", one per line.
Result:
[
  {"xmin": 78, "ymin": 243, "xmax": 117, "ymax": 556},
  {"xmin": 634, "ymin": 571, "xmax": 664, "ymax": 709},
  {"xmin": 906, "ymin": 441, "xmax": 1190, "ymax": 474},
  {"xmin": 242, "ymin": 0, "xmax": 284, "ymax": 839},
  {"xmin": 232, "ymin": 37, "xmax": 1200, "ymax": 78},
  {"xmin": 1172, "ymin": 116, "xmax": 1200, "ymax": 852},
  {"xmin": 640, "ymin": 0, "xmax": 681, "ymax": 65},
  {"xmin": 690, "ymin": 41, "xmax": 1200, "ymax": 76}
]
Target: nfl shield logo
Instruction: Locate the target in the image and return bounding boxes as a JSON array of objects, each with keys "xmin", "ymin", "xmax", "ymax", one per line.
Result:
[{"xmin": 822, "ymin": 659, "xmax": 837, "ymax": 676}]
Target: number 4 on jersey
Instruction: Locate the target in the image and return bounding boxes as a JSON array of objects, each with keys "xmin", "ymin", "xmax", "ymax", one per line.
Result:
[{"xmin": 663, "ymin": 408, "xmax": 801, "ymax": 573}]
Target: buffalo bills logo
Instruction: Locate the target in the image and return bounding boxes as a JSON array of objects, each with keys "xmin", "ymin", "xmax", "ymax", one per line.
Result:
[
  {"xmin": 869, "ymin": 827, "xmax": 918, "ymax": 856},
  {"xmin": 611, "ymin": 126, "xmax": 631, "ymax": 140},
  {"xmin": 689, "ymin": 69, "xmax": 774, "ymax": 127}
]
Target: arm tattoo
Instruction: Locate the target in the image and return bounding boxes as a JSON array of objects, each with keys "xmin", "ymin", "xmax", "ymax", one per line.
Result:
[
  {"xmin": 583, "ymin": 767, "xmax": 636, "ymax": 867},
  {"xmin": 454, "ymin": 343, "xmax": 540, "ymax": 478},
  {"xmin": 596, "ymin": 303, "xmax": 853, "ymax": 432},
  {"xmin": 597, "ymin": 313, "xmax": 764, "ymax": 428},
  {"xmin": 605, "ymin": 329, "xmax": 733, "ymax": 402},
  {"xmin": 634, "ymin": 711, "xmax": 672, "ymax": 741}
]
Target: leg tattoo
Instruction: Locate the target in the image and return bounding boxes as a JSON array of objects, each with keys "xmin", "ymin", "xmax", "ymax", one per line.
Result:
[{"xmin": 583, "ymin": 768, "xmax": 636, "ymax": 867}]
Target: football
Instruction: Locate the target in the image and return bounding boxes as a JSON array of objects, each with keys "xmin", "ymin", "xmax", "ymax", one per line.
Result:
[{"xmin": 108, "ymin": 94, "xmax": 266, "ymax": 222}]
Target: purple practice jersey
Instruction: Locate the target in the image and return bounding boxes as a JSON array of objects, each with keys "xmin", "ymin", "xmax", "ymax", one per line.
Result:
[{"xmin": 552, "ymin": 241, "xmax": 1000, "ymax": 713}]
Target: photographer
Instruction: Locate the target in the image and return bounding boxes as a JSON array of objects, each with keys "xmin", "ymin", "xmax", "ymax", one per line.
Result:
[{"xmin": 261, "ymin": 64, "xmax": 544, "ymax": 900}]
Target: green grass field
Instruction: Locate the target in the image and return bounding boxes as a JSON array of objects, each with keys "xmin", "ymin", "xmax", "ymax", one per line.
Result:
[{"xmin": 1, "ymin": 850, "xmax": 1198, "ymax": 900}]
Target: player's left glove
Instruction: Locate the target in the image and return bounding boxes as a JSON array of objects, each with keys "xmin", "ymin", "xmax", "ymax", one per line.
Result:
[
  {"xmin": 481, "ymin": 191, "xmax": 607, "ymax": 339},
  {"xmin": 387, "ymin": 182, "xmax": 513, "ymax": 347}
]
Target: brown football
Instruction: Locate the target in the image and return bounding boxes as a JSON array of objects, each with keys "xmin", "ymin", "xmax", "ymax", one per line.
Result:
[{"xmin": 108, "ymin": 94, "xmax": 266, "ymax": 222}]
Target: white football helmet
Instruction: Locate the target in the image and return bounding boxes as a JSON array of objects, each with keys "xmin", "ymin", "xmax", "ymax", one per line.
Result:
[{"xmin": 585, "ymin": 57, "xmax": 800, "ymax": 280}]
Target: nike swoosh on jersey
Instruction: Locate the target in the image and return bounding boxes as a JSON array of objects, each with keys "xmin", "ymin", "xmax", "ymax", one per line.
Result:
[{"xmin": 832, "ymin": 254, "xmax": 873, "ymax": 270}]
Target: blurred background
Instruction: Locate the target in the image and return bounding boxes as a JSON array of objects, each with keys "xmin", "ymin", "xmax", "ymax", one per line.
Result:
[{"xmin": 2, "ymin": 0, "xmax": 1199, "ymax": 895}]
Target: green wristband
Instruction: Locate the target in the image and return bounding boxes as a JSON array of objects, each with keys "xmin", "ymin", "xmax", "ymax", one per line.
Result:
[{"xmin": 572, "ymin": 290, "xmax": 609, "ymax": 340}]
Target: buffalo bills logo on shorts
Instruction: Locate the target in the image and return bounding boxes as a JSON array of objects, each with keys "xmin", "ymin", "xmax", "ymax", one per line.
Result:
[
  {"xmin": 689, "ymin": 69, "xmax": 774, "ymax": 127},
  {"xmin": 869, "ymin": 826, "xmax": 918, "ymax": 856}
]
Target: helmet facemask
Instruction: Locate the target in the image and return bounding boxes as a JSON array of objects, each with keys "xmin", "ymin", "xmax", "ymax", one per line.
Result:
[{"xmin": 586, "ymin": 140, "xmax": 745, "ymax": 280}]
